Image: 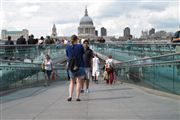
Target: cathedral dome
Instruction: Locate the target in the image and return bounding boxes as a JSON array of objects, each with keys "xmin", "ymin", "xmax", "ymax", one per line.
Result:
[{"xmin": 79, "ymin": 7, "xmax": 93, "ymax": 25}]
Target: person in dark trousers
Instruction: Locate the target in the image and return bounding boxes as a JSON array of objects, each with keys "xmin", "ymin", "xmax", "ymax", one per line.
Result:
[
  {"xmin": 5, "ymin": 36, "xmax": 14, "ymax": 59},
  {"xmin": 43, "ymin": 54, "xmax": 53, "ymax": 86},
  {"xmin": 16, "ymin": 35, "xmax": 26, "ymax": 59},
  {"xmin": 66, "ymin": 35, "xmax": 85, "ymax": 102},
  {"xmin": 81, "ymin": 39, "xmax": 93, "ymax": 93},
  {"xmin": 105, "ymin": 55, "xmax": 115, "ymax": 85}
]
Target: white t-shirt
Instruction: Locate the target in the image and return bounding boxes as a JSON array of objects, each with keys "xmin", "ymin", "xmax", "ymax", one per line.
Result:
[
  {"xmin": 106, "ymin": 58, "xmax": 113, "ymax": 68},
  {"xmin": 92, "ymin": 57, "xmax": 100, "ymax": 71},
  {"xmin": 44, "ymin": 59, "xmax": 52, "ymax": 71}
]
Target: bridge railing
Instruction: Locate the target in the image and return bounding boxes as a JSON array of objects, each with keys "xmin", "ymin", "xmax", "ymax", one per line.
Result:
[
  {"xmin": 0, "ymin": 44, "xmax": 66, "ymax": 62},
  {"xmin": 1, "ymin": 43, "xmax": 180, "ymax": 95},
  {"xmin": 0, "ymin": 59, "xmax": 67, "ymax": 92},
  {"xmin": 114, "ymin": 52, "xmax": 180, "ymax": 95},
  {"xmin": 91, "ymin": 43, "xmax": 180, "ymax": 62},
  {"xmin": 0, "ymin": 44, "xmax": 67, "ymax": 92}
]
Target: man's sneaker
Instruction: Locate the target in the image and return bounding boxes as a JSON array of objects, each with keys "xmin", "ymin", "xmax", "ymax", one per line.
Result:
[
  {"xmin": 86, "ymin": 89, "xmax": 89, "ymax": 93},
  {"xmin": 80, "ymin": 89, "xmax": 84, "ymax": 93}
]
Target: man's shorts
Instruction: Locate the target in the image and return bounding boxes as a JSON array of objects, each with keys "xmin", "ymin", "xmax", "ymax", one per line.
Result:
[{"xmin": 84, "ymin": 68, "xmax": 91, "ymax": 80}]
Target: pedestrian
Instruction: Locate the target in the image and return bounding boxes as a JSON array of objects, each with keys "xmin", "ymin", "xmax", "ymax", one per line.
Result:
[
  {"xmin": 81, "ymin": 39, "xmax": 93, "ymax": 93},
  {"xmin": 92, "ymin": 54, "xmax": 100, "ymax": 84},
  {"xmin": 4, "ymin": 36, "xmax": 14, "ymax": 59},
  {"xmin": 66, "ymin": 35, "xmax": 85, "ymax": 102},
  {"xmin": 105, "ymin": 55, "xmax": 114, "ymax": 85},
  {"xmin": 43, "ymin": 54, "xmax": 53, "ymax": 86},
  {"xmin": 16, "ymin": 35, "xmax": 26, "ymax": 59}
]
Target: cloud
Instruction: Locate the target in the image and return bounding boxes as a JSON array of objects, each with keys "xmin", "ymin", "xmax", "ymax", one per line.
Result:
[
  {"xmin": 1, "ymin": 0, "xmax": 179, "ymax": 38},
  {"xmin": 20, "ymin": 5, "xmax": 40, "ymax": 13}
]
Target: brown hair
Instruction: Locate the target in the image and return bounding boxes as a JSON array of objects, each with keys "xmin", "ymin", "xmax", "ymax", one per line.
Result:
[
  {"xmin": 71, "ymin": 35, "xmax": 78, "ymax": 44},
  {"xmin": 45, "ymin": 54, "xmax": 50, "ymax": 60},
  {"xmin": 108, "ymin": 55, "xmax": 112, "ymax": 59}
]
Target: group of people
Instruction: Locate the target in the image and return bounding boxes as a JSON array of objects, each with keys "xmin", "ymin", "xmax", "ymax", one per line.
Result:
[
  {"xmin": 65, "ymin": 35, "xmax": 115, "ymax": 102},
  {"xmin": 39, "ymin": 34, "xmax": 115, "ymax": 101},
  {"xmin": 5, "ymin": 34, "xmax": 115, "ymax": 102}
]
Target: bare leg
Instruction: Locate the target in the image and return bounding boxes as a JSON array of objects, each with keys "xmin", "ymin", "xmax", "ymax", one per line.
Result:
[
  {"xmin": 76, "ymin": 77, "xmax": 82, "ymax": 99},
  {"xmin": 96, "ymin": 75, "xmax": 98, "ymax": 83},
  {"xmin": 86, "ymin": 79, "xmax": 89, "ymax": 89},
  {"xmin": 69, "ymin": 79, "xmax": 75, "ymax": 98},
  {"xmin": 47, "ymin": 75, "xmax": 51, "ymax": 86},
  {"xmin": 81, "ymin": 79, "xmax": 84, "ymax": 90},
  {"xmin": 44, "ymin": 75, "xmax": 48, "ymax": 86}
]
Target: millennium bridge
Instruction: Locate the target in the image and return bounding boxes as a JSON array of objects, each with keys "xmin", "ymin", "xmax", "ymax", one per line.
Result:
[{"xmin": 0, "ymin": 43, "xmax": 180, "ymax": 120}]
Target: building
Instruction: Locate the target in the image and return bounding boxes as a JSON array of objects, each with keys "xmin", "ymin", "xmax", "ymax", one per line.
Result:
[
  {"xmin": 78, "ymin": 7, "xmax": 96, "ymax": 39},
  {"xmin": 154, "ymin": 30, "xmax": 167, "ymax": 39},
  {"xmin": 124, "ymin": 27, "xmax": 130, "ymax": 39},
  {"xmin": 149, "ymin": 28, "xmax": 155, "ymax": 36},
  {"xmin": 51, "ymin": 24, "xmax": 57, "ymax": 39},
  {"xmin": 1, "ymin": 29, "xmax": 29, "ymax": 41},
  {"xmin": 95, "ymin": 30, "xmax": 98, "ymax": 36},
  {"xmin": 101, "ymin": 27, "xmax": 107, "ymax": 36},
  {"xmin": 141, "ymin": 30, "xmax": 148, "ymax": 39}
]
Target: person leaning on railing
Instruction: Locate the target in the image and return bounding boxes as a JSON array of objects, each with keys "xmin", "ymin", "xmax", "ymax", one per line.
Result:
[{"xmin": 4, "ymin": 36, "xmax": 15, "ymax": 59}]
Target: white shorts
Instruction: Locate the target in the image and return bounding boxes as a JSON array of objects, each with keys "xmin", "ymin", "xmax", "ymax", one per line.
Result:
[{"xmin": 92, "ymin": 70, "xmax": 100, "ymax": 77}]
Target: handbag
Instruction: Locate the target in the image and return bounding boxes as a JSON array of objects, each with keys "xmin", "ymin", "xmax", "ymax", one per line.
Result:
[
  {"xmin": 52, "ymin": 71, "xmax": 55, "ymax": 80},
  {"xmin": 41, "ymin": 63, "xmax": 45, "ymax": 72},
  {"xmin": 68, "ymin": 45, "xmax": 79, "ymax": 72},
  {"xmin": 103, "ymin": 71, "xmax": 108, "ymax": 80}
]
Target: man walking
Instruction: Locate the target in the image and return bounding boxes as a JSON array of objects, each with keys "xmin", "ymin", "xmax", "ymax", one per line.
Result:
[{"xmin": 81, "ymin": 39, "xmax": 93, "ymax": 93}]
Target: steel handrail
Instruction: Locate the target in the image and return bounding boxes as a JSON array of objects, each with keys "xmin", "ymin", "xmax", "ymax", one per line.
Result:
[
  {"xmin": 116, "ymin": 60, "xmax": 180, "ymax": 68},
  {"xmin": 116, "ymin": 52, "xmax": 180, "ymax": 65}
]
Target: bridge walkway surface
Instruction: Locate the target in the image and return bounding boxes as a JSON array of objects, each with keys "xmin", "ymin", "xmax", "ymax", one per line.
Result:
[{"xmin": 0, "ymin": 80, "xmax": 179, "ymax": 120}]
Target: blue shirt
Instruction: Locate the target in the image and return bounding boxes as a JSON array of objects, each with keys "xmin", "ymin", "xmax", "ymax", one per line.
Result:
[{"xmin": 66, "ymin": 44, "xmax": 84, "ymax": 67}]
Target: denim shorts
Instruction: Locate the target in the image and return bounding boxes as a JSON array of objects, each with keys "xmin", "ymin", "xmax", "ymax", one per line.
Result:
[
  {"xmin": 68, "ymin": 67, "xmax": 85, "ymax": 79},
  {"xmin": 45, "ymin": 70, "xmax": 52, "ymax": 77}
]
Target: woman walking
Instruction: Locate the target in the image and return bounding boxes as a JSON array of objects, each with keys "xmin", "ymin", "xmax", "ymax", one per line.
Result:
[
  {"xmin": 66, "ymin": 35, "xmax": 85, "ymax": 101},
  {"xmin": 44, "ymin": 54, "xmax": 53, "ymax": 86}
]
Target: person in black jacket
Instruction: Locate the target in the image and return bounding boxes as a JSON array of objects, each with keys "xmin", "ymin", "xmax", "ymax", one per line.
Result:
[
  {"xmin": 5, "ymin": 36, "xmax": 14, "ymax": 59},
  {"xmin": 81, "ymin": 39, "xmax": 93, "ymax": 93},
  {"xmin": 16, "ymin": 35, "xmax": 26, "ymax": 44},
  {"xmin": 16, "ymin": 36, "xmax": 27, "ymax": 59}
]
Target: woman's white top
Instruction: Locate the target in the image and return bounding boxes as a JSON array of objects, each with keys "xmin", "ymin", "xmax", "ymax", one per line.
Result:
[{"xmin": 44, "ymin": 59, "xmax": 52, "ymax": 71}]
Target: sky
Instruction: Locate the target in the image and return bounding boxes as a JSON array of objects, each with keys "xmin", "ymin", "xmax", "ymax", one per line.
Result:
[{"xmin": 0, "ymin": 0, "xmax": 179, "ymax": 38}]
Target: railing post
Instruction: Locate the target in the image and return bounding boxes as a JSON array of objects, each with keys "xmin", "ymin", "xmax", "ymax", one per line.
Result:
[
  {"xmin": 173, "ymin": 55, "xmax": 175, "ymax": 93},
  {"xmin": 37, "ymin": 70, "xmax": 39, "ymax": 83},
  {"xmin": 153, "ymin": 65, "xmax": 155, "ymax": 89}
]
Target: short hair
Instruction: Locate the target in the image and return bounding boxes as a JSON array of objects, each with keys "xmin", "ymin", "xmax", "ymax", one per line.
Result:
[
  {"xmin": 8, "ymin": 36, "xmax": 11, "ymax": 40},
  {"xmin": 83, "ymin": 39, "xmax": 89, "ymax": 44},
  {"xmin": 40, "ymin": 36, "xmax": 44, "ymax": 40},
  {"xmin": 94, "ymin": 53, "xmax": 98, "ymax": 57},
  {"xmin": 108, "ymin": 55, "xmax": 112, "ymax": 59}
]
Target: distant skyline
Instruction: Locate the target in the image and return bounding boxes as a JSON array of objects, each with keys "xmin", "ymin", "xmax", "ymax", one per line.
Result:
[{"xmin": 0, "ymin": 0, "xmax": 179, "ymax": 38}]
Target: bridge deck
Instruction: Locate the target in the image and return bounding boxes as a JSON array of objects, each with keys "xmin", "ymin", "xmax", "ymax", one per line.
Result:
[{"xmin": 0, "ymin": 81, "xmax": 179, "ymax": 120}]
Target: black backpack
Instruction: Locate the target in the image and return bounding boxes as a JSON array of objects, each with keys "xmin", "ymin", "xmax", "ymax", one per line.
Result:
[{"xmin": 68, "ymin": 45, "xmax": 79, "ymax": 72}]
